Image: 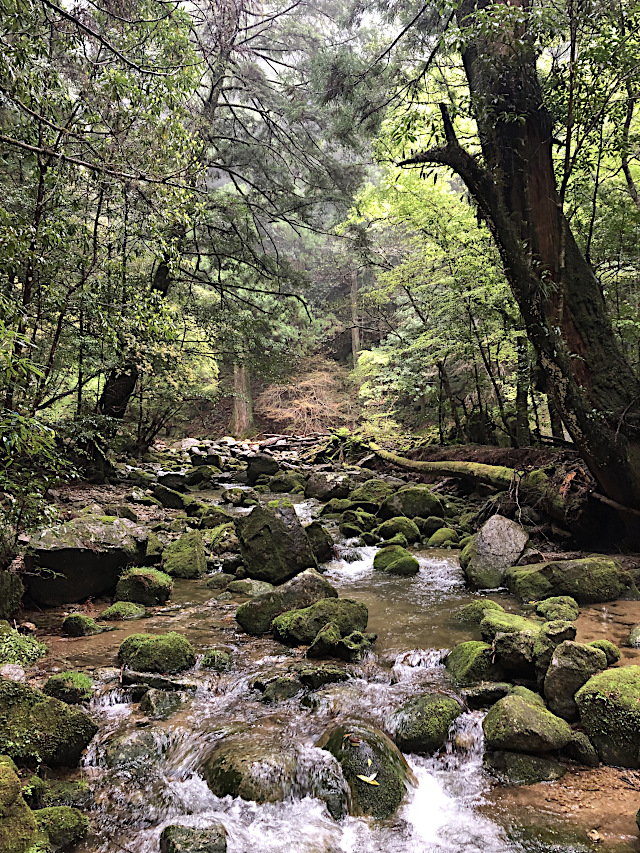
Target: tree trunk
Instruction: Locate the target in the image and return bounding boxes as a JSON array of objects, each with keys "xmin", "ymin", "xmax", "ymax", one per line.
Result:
[
  {"xmin": 401, "ymin": 0, "xmax": 640, "ymax": 509},
  {"xmin": 230, "ymin": 362, "xmax": 254, "ymax": 437},
  {"xmin": 350, "ymin": 268, "xmax": 360, "ymax": 366},
  {"xmin": 98, "ymin": 364, "xmax": 139, "ymax": 419},
  {"xmin": 548, "ymin": 397, "xmax": 565, "ymax": 442},
  {"xmin": 515, "ymin": 333, "xmax": 530, "ymax": 447}
]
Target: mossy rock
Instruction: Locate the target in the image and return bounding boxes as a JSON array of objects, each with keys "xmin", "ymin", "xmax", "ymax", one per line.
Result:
[
  {"xmin": 417, "ymin": 516, "xmax": 445, "ymax": 537},
  {"xmin": 484, "ymin": 750, "xmax": 566, "ymax": 785},
  {"xmin": 309, "ymin": 628, "xmax": 377, "ymax": 662},
  {"xmin": 575, "ymin": 665, "xmax": 640, "ymax": 767},
  {"xmin": 393, "ymin": 693, "xmax": 462, "ymax": 755},
  {"xmin": 235, "ymin": 504, "xmax": 317, "ymax": 584},
  {"xmin": 445, "ymin": 641, "xmax": 503, "ymax": 685},
  {"xmin": 139, "ymin": 688, "xmax": 185, "ymax": 720},
  {"xmin": 532, "ymin": 620, "xmax": 577, "ymax": 685},
  {"xmin": 260, "ymin": 675, "xmax": 303, "ymax": 704},
  {"xmin": 588, "ymin": 639, "xmax": 620, "ymax": 665},
  {"xmin": 455, "ymin": 600, "xmax": 505, "ymax": 624},
  {"xmin": 43, "ymin": 672, "xmax": 92, "ymax": 705},
  {"xmin": 479, "ymin": 611, "xmax": 542, "ymax": 642},
  {"xmin": 376, "ymin": 517, "xmax": 420, "ymax": 544},
  {"xmin": 561, "ymin": 731, "xmax": 600, "ymax": 767},
  {"xmin": 34, "ymin": 805, "xmax": 89, "ymax": 848},
  {"xmin": 462, "ymin": 682, "xmax": 512, "ymax": 709},
  {"xmin": 159, "ymin": 824, "xmax": 227, "ymax": 853},
  {"xmin": 272, "ymin": 598, "xmax": 368, "ymax": 645},
  {"xmin": 99, "ymin": 601, "xmax": 145, "ymax": 621},
  {"xmin": 379, "ymin": 486, "xmax": 443, "ymax": 520},
  {"xmin": 0, "ymin": 680, "xmax": 98, "ymax": 767},
  {"xmin": 304, "ymin": 521, "xmax": 334, "ymax": 564},
  {"xmin": 0, "ymin": 622, "xmax": 47, "ymax": 667},
  {"xmin": 628, "ymin": 623, "xmax": 640, "ymax": 647},
  {"xmin": 27, "ymin": 778, "xmax": 92, "ymax": 810},
  {"xmin": 206, "ymin": 573, "xmax": 235, "ymax": 590},
  {"xmin": 460, "ymin": 516, "xmax": 528, "ymax": 590},
  {"xmin": 226, "ymin": 578, "xmax": 273, "ymax": 597},
  {"xmin": 297, "ymin": 665, "xmax": 350, "ymax": 690},
  {"xmin": 349, "ymin": 479, "xmax": 396, "ymax": 505},
  {"xmin": 144, "ymin": 531, "xmax": 164, "ymax": 563},
  {"xmin": 319, "ymin": 498, "xmax": 355, "ymax": 517},
  {"xmin": 316, "ymin": 721, "xmax": 416, "ymax": 819},
  {"xmin": 372, "ymin": 544, "xmax": 419, "ymax": 577},
  {"xmin": 339, "ymin": 522, "xmax": 365, "ymax": 539},
  {"xmin": 535, "ymin": 596, "xmax": 579, "ymax": 622},
  {"xmin": 505, "ymin": 557, "xmax": 633, "ymax": 604},
  {"xmin": 509, "ymin": 686, "xmax": 546, "ymax": 707},
  {"xmin": 0, "ymin": 571, "xmax": 24, "ymax": 621},
  {"xmin": 62, "ymin": 614, "xmax": 102, "ymax": 637},
  {"xmin": 543, "ymin": 641, "xmax": 607, "ymax": 722},
  {"xmin": 162, "ymin": 530, "xmax": 206, "ymax": 579},
  {"xmin": 117, "ymin": 632, "xmax": 195, "ymax": 674},
  {"xmin": 115, "ymin": 567, "xmax": 172, "ymax": 606},
  {"xmin": 199, "ymin": 507, "xmax": 234, "ymax": 529},
  {"xmin": 201, "ymin": 736, "xmax": 298, "ymax": 805},
  {"xmin": 382, "ymin": 532, "xmax": 408, "ymax": 548},
  {"xmin": 427, "ymin": 527, "xmax": 459, "ymax": 548},
  {"xmin": 0, "ymin": 763, "xmax": 36, "ymax": 853},
  {"xmin": 340, "ymin": 510, "xmax": 378, "ymax": 533},
  {"xmin": 202, "ymin": 649, "xmax": 232, "ymax": 671},
  {"xmin": 482, "ymin": 695, "xmax": 572, "ymax": 753}
]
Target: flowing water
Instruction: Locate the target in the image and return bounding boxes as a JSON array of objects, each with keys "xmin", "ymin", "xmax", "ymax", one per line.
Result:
[{"xmin": 32, "ymin": 502, "xmax": 607, "ymax": 853}]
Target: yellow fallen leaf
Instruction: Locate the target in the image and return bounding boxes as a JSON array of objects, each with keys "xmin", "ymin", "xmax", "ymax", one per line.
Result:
[{"xmin": 356, "ymin": 773, "xmax": 379, "ymax": 786}]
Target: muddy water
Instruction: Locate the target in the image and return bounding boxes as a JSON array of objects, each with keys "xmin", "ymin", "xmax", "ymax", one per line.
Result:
[{"xmin": 24, "ymin": 514, "xmax": 640, "ymax": 853}]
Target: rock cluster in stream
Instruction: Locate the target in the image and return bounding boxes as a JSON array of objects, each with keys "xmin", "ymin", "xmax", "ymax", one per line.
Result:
[{"xmin": 5, "ymin": 434, "xmax": 640, "ymax": 850}]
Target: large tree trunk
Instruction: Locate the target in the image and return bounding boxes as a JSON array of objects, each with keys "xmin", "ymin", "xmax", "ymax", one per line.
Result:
[
  {"xmin": 350, "ymin": 268, "xmax": 360, "ymax": 366},
  {"xmin": 98, "ymin": 364, "xmax": 139, "ymax": 419},
  {"xmin": 401, "ymin": 0, "xmax": 640, "ymax": 509},
  {"xmin": 229, "ymin": 361, "xmax": 254, "ymax": 437}
]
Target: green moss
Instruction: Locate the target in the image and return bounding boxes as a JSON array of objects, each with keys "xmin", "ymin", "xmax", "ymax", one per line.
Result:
[
  {"xmin": 272, "ymin": 599, "xmax": 368, "ymax": 645},
  {"xmin": 372, "ymin": 544, "xmax": 419, "ymax": 576},
  {"xmin": 482, "ymin": 695, "xmax": 572, "ymax": 753},
  {"xmin": 115, "ymin": 567, "xmax": 172, "ymax": 606},
  {"xmin": 505, "ymin": 557, "xmax": 631, "ymax": 604},
  {"xmin": 509, "ymin": 686, "xmax": 545, "ymax": 706},
  {"xmin": 162, "ymin": 530, "xmax": 206, "ymax": 579},
  {"xmin": 575, "ymin": 665, "xmax": 640, "ymax": 767},
  {"xmin": 479, "ymin": 611, "xmax": 542, "ymax": 642},
  {"xmin": 117, "ymin": 632, "xmax": 195, "ymax": 674},
  {"xmin": 145, "ymin": 531, "xmax": 164, "ymax": 561},
  {"xmin": 0, "ymin": 623, "xmax": 47, "ymax": 667},
  {"xmin": 588, "ymin": 639, "xmax": 621, "ymax": 665},
  {"xmin": 27, "ymin": 778, "xmax": 91, "ymax": 810},
  {"xmin": 341, "ymin": 510, "xmax": 378, "ymax": 533},
  {"xmin": 535, "ymin": 596, "xmax": 579, "ymax": 621},
  {"xmin": 380, "ymin": 486, "xmax": 443, "ymax": 520},
  {"xmin": 0, "ymin": 782, "xmax": 36, "ymax": 853},
  {"xmin": 99, "ymin": 601, "xmax": 145, "ymax": 621},
  {"xmin": 445, "ymin": 641, "xmax": 502, "ymax": 685},
  {"xmin": 33, "ymin": 806, "xmax": 88, "ymax": 848},
  {"xmin": 393, "ymin": 694, "xmax": 462, "ymax": 754},
  {"xmin": 202, "ymin": 649, "xmax": 232, "ymax": 671},
  {"xmin": 376, "ymin": 517, "xmax": 420, "ymax": 543},
  {"xmin": 61, "ymin": 614, "xmax": 102, "ymax": 638},
  {"xmin": 427, "ymin": 527, "xmax": 459, "ymax": 548},
  {"xmin": 349, "ymin": 479, "xmax": 396, "ymax": 504},
  {"xmin": 484, "ymin": 750, "xmax": 566, "ymax": 785},
  {"xmin": 42, "ymin": 673, "xmax": 92, "ymax": 705},
  {"xmin": 455, "ymin": 600, "xmax": 504, "ymax": 623}
]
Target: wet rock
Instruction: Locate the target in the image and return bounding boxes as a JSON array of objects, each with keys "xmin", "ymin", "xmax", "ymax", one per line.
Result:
[
  {"xmin": 246, "ymin": 453, "xmax": 279, "ymax": 485},
  {"xmin": 561, "ymin": 731, "xmax": 599, "ymax": 767},
  {"xmin": 379, "ymin": 486, "xmax": 443, "ymax": 520},
  {"xmin": 235, "ymin": 569, "xmax": 337, "ymax": 635},
  {"xmin": 268, "ymin": 472, "xmax": 306, "ymax": 493},
  {"xmin": 236, "ymin": 504, "xmax": 317, "ymax": 584},
  {"xmin": 99, "ymin": 601, "xmax": 146, "ymax": 620},
  {"xmin": 305, "ymin": 472, "xmax": 352, "ymax": 501},
  {"xmin": 307, "ymin": 624, "xmax": 376, "ymax": 662},
  {"xmin": 202, "ymin": 523, "xmax": 239, "ymax": 557},
  {"xmin": 416, "ymin": 516, "xmax": 445, "ymax": 537},
  {"xmin": 372, "ymin": 544, "xmax": 419, "ymax": 577},
  {"xmin": 505, "ymin": 556, "xmax": 633, "ymax": 604},
  {"xmin": 157, "ymin": 472, "xmax": 188, "ymax": 492},
  {"xmin": 43, "ymin": 672, "xmax": 92, "ymax": 704},
  {"xmin": 479, "ymin": 611, "xmax": 542, "ymax": 642},
  {"xmin": 484, "ymin": 750, "xmax": 565, "ymax": 785},
  {"xmin": 0, "ymin": 759, "xmax": 37, "ymax": 853},
  {"xmin": 0, "ymin": 680, "xmax": 98, "ymax": 766},
  {"xmin": 492, "ymin": 631, "xmax": 537, "ymax": 680},
  {"xmin": 319, "ymin": 498, "xmax": 355, "ymax": 517},
  {"xmin": 393, "ymin": 693, "xmax": 462, "ymax": 755},
  {"xmin": 304, "ymin": 521, "xmax": 334, "ymax": 564},
  {"xmin": 139, "ymin": 688, "xmax": 186, "ymax": 719},
  {"xmin": 532, "ymin": 620, "xmax": 577, "ymax": 686},
  {"xmin": 376, "ymin": 517, "xmax": 420, "ymax": 544},
  {"xmin": 543, "ymin": 641, "xmax": 607, "ymax": 722},
  {"xmin": 62, "ymin": 614, "xmax": 102, "ymax": 637},
  {"xmin": 145, "ymin": 532, "xmax": 165, "ymax": 564},
  {"xmin": 535, "ymin": 596, "xmax": 579, "ymax": 621},
  {"xmin": 120, "ymin": 671, "xmax": 197, "ymax": 692},
  {"xmin": 199, "ymin": 507, "xmax": 234, "ymax": 529},
  {"xmin": 226, "ymin": 578, "xmax": 273, "ymax": 597},
  {"xmin": 628, "ymin": 624, "xmax": 640, "ymax": 647},
  {"xmin": 206, "ymin": 573, "xmax": 235, "ymax": 590},
  {"xmin": 115, "ymin": 567, "xmax": 173, "ymax": 606},
  {"xmin": 34, "ymin": 805, "xmax": 89, "ymax": 848},
  {"xmin": 26, "ymin": 515, "xmax": 147, "ymax": 606},
  {"xmin": 588, "ymin": 639, "xmax": 621, "ymax": 665},
  {"xmin": 427, "ymin": 527, "xmax": 459, "ymax": 548},
  {"xmin": 202, "ymin": 736, "xmax": 297, "ymax": 803},
  {"xmin": 0, "ymin": 571, "xmax": 24, "ymax": 621},
  {"xmin": 575, "ymin": 665, "xmax": 640, "ymax": 767},
  {"xmin": 340, "ymin": 509, "xmax": 378, "ymax": 535},
  {"xmin": 297, "ymin": 665, "xmax": 350, "ymax": 690},
  {"xmin": 455, "ymin": 599, "xmax": 504, "ymax": 623},
  {"xmin": 259, "ymin": 675, "xmax": 303, "ymax": 703},
  {"xmin": 272, "ymin": 599, "xmax": 368, "ymax": 645},
  {"xmin": 445, "ymin": 641, "xmax": 504, "ymax": 685},
  {"xmin": 117, "ymin": 632, "xmax": 196, "ymax": 674},
  {"xmin": 222, "ymin": 487, "xmax": 259, "ymax": 507},
  {"xmin": 201, "ymin": 649, "xmax": 232, "ymax": 671},
  {"xmin": 482, "ymin": 695, "xmax": 572, "ymax": 753},
  {"xmin": 102, "ymin": 729, "xmax": 168, "ymax": 769},
  {"xmin": 159, "ymin": 824, "xmax": 227, "ymax": 853},
  {"xmin": 462, "ymin": 682, "xmax": 512, "ymax": 709},
  {"xmin": 460, "ymin": 516, "xmax": 528, "ymax": 589},
  {"xmin": 153, "ymin": 485, "xmax": 188, "ymax": 509},
  {"xmin": 317, "ymin": 721, "xmax": 416, "ymax": 819},
  {"xmin": 163, "ymin": 531, "xmax": 206, "ymax": 579},
  {"xmin": 348, "ymin": 479, "xmax": 395, "ymax": 505}
]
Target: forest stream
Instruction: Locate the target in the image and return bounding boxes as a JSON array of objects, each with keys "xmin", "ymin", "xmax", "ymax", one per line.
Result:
[{"xmin": 18, "ymin": 482, "xmax": 640, "ymax": 853}]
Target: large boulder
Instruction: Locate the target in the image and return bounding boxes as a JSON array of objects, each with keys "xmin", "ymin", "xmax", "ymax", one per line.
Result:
[
  {"xmin": 272, "ymin": 599, "xmax": 368, "ymax": 645},
  {"xmin": 575, "ymin": 666, "xmax": 640, "ymax": 767},
  {"xmin": 26, "ymin": 515, "xmax": 147, "ymax": 606},
  {"xmin": 349, "ymin": 479, "xmax": 396, "ymax": 505},
  {"xmin": 33, "ymin": 805, "xmax": 89, "ymax": 849},
  {"xmin": 373, "ymin": 544, "xmax": 419, "ymax": 576},
  {"xmin": 393, "ymin": 693, "xmax": 462, "ymax": 754},
  {"xmin": 246, "ymin": 453, "xmax": 279, "ymax": 485},
  {"xmin": 117, "ymin": 632, "xmax": 195, "ymax": 674},
  {"xmin": 304, "ymin": 472, "xmax": 352, "ymax": 501},
  {"xmin": 532, "ymin": 620, "xmax": 577, "ymax": 686},
  {"xmin": 0, "ymin": 679, "xmax": 97, "ymax": 766},
  {"xmin": 482, "ymin": 694, "xmax": 572, "ymax": 754},
  {"xmin": 543, "ymin": 641, "xmax": 607, "ymax": 722},
  {"xmin": 316, "ymin": 721, "xmax": 416, "ymax": 819},
  {"xmin": 235, "ymin": 569, "xmax": 338, "ymax": 635},
  {"xmin": 304, "ymin": 521, "xmax": 334, "ymax": 564},
  {"xmin": 160, "ymin": 824, "xmax": 227, "ymax": 853},
  {"xmin": 0, "ymin": 758, "xmax": 37, "ymax": 853},
  {"xmin": 162, "ymin": 531, "xmax": 206, "ymax": 579},
  {"xmin": 484, "ymin": 750, "xmax": 566, "ymax": 785},
  {"xmin": 379, "ymin": 486, "xmax": 443, "ymax": 520},
  {"xmin": 376, "ymin": 517, "xmax": 420, "ymax": 544},
  {"xmin": 505, "ymin": 557, "xmax": 633, "ymax": 604},
  {"xmin": 445, "ymin": 641, "xmax": 504, "ymax": 685},
  {"xmin": 115, "ymin": 567, "xmax": 173, "ymax": 606},
  {"xmin": 492, "ymin": 631, "xmax": 538, "ymax": 681},
  {"xmin": 460, "ymin": 515, "xmax": 528, "ymax": 589},
  {"xmin": 235, "ymin": 505, "xmax": 317, "ymax": 584},
  {"xmin": 536, "ymin": 596, "xmax": 580, "ymax": 621},
  {"xmin": 479, "ymin": 611, "xmax": 542, "ymax": 642}
]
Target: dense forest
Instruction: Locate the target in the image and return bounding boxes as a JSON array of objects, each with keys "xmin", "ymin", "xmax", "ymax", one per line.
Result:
[{"xmin": 2, "ymin": 1, "xmax": 640, "ymax": 852}]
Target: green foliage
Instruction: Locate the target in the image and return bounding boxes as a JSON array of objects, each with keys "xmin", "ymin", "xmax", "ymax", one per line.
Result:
[{"xmin": 0, "ymin": 622, "xmax": 47, "ymax": 667}]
